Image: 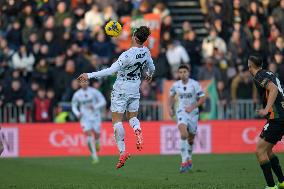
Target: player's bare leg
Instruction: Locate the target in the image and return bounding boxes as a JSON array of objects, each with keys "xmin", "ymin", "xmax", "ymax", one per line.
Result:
[
  {"xmin": 0, "ymin": 140, "xmax": 3, "ymax": 156},
  {"xmin": 127, "ymin": 111, "xmax": 143, "ymax": 151},
  {"xmin": 178, "ymin": 124, "xmax": 190, "ymax": 173},
  {"xmin": 256, "ymin": 138, "xmax": 277, "ymax": 188},
  {"xmin": 93, "ymin": 131, "xmax": 101, "ymax": 152},
  {"xmin": 112, "ymin": 112, "xmax": 130, "ymax": 169},
  {"xmin": 267, "ymin": 147, "xmax": 284, "ymax": 188},
  {"xmin": 85, "ymin": 130, "xmax": 99, "ymax": 164}
]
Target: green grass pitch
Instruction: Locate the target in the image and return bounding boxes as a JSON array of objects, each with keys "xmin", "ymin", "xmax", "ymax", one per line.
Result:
[{"xmin": 1, "ymin": 153, "xmax": 283, "ymax": 189}]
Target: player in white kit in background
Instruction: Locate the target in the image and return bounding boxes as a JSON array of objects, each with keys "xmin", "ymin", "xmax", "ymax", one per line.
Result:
[
  {"xmin": 71, "ymin": 80, "xmax": 106, "ymax": 164},
  {"xmin": 77, "ymin": 26, "xmax": 155, "ymax": 169},
  {"xmin": 168, "ymin": 64, "xmax": 205, "ymax": 173}
]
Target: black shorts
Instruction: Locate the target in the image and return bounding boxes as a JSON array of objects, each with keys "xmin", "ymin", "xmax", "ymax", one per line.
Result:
[{"xmin": 260, "ymin": 119, "xmax": 284, "ymax": 145}]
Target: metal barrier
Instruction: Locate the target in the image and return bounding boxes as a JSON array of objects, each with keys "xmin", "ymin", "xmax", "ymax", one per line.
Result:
[
  {"xmin": 57, "ymin": 100, "xmax": 164, "ymax": 121},
  {"xmin": 217, "ymin": 100, "xmax": 260, "ymax": 120},
  {"xmin": 0, "ymin": 103, "xmax": 33, "ymax": 123},
  {"xmin": 0, "ymin": 100, "xmax": 259, "ymax": 122}
]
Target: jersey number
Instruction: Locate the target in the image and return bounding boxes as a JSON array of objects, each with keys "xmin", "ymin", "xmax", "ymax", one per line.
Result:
[{"xmin": 127, "ymin": 60, "xmax": 146, "ymax": 78}]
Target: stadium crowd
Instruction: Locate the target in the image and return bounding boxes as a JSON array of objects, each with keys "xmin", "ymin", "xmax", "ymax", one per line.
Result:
[{"xmin": 0, "ymin": 0, "xmax": 284, "ymax": 122}]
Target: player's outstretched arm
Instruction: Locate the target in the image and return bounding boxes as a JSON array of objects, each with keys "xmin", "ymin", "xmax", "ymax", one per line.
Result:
[{"xmin": 77, "ymin": 62, "xmax": 121, "ymax": 82}]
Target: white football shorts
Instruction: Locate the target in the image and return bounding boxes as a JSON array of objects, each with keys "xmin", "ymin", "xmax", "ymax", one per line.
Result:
[
  {"xmin": 80, "ymin": 119, "xmax": 101, "ymax": 133},
  {"xmin": 110, "ymin": 91, "xmax": 140, "ymax": 113},
  {"xmin": 176, "ymin": 110, "xmax": 199, "ymax": 135}
]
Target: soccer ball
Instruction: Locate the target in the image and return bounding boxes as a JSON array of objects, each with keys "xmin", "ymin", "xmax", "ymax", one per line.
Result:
[{"xmin": 104, "ymin": 20, "xmax": 122, "ymax": 37}]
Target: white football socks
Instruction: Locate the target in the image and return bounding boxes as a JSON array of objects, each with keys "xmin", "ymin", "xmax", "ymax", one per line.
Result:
[
  {"xmin": 188, "ymin": 142, "xmax": 193, "ymax": 160},
  {"xmin": 129, "ymin": 117, "xmax": 141, "ymax": 131},
  {"xmin": 180, "ymin": 139, "xmax": 189, "ymax": 163},
  {"xmin": 87, "ymin": 136, "xmax": 98, "ymax": 159},
  {"xmin": 114, "ymin": 122, "xmax": 125, "ymax": 154}
]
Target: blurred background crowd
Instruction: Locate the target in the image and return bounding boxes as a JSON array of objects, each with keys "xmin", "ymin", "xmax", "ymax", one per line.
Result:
[{"xmin": 0, "ymin": 0, "xmax": 284, "ymax": 122}]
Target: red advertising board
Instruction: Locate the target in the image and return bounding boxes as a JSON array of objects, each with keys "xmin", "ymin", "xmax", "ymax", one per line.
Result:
[{"xmin": 1, "ymin": 120, "xmax": 284, "ymax": 157}]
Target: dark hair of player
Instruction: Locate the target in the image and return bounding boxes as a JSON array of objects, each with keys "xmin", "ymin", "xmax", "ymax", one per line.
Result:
[
  {"xmin": 178, "ymin": 64, "xmax": 190, "ymax": 72},
  {"xmin": 248, "ymin": 55, "xmax": 263, "ymax": 68},
  {"xmin": 134, "ymin": 26, "xmax": 151, "ymax": 44}
]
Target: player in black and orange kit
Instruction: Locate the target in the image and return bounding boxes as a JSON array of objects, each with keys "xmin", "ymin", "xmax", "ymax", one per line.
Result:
[{"xmin": 248, "ymin": 55, "xmax": 284, "ymax": 189}]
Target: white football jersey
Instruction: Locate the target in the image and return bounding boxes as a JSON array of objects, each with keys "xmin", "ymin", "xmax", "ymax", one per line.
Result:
[
  {"xmin": 71, "ymin": 87, "xmax": 106, "ymax": 121},
  {"xmin": 170, "ymin": 79, "xmax": 205, "ymax": 114},
  {"xmin": 113, "ymin": 46, "xmax": 155, "ymax": 96}
]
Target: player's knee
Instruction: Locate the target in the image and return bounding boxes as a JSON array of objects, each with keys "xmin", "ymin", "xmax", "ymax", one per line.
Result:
[
  {"xmin": 188, "ymin": 138, "xmax": 194, "ymax": 144},
  {"xmin": 84, "ymin": 130, "xmax": 92, "ymax": 136},
  {"xmin": 180, "ymin": 134, "xmax": 188, "ymax": 140},
  {"xmin": 255, "ymin": 145, "xmax": 266, "ymax": 158}
]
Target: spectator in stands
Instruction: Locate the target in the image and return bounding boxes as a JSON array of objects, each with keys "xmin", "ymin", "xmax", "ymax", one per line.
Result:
[
  {"xmin": 20, "ymin": 2, "xmax": 34, "ymax": 22},
  {"xmin": 231, "ymin": 67, "xmax": 258, "ymax": 103},
  {"xmin": 11, "ymin": 45, "xmax": 35, "ymax": 75},
  {"xmin": 91, "ymin": 31, "xmax": 114, "ymax": 63},
  {"xmin": 198, "ymin": 57, "xmax": 222, "ymax": 81},
  {"xmin": 270, "ymin": 36, "xmax": 284, "ymax": 56},
  {"xmin": 213, "ymin": 18, "xmax": 229, "ymax": 42},
  {"xmin": 6, "ymin": 19, "xmax": 22, "ymax": 50},
  {"xmin": 152, "ymin": 2, "xmax": 170, "ymax": 20},
  {"xmin": 244, "ymin": 14, "xmax": 264, "ymax": 42},
  {"xmin": 50, "ymin": 54, "xmax": 66, "ymax": 101},
  {"xmin": 161, "ymin": 15, "xmax": 175, "ymax": 38},
  {"xmin": 0, "ymin": 82, "xmax": 5, "ymax": 106},
  {"xmin": 248, "ymin": 1, "xmax": 265, "ymax": 20},
  {"xmin": 272, "ymin": 0, "xmax": 284, "ymax": 34},
  {"xmin": 250, "ymin": 39, "xmax": 268, "ymax": 68},
  {"xmin": 140, "ymin": 80, "xmax": 156, "ymax": 100},
  {"xmin": 230, "ymin": 0, "xmax": 248, "ymax": 25},
  {"xmin": 117, "ymin": 0, "xmax": 133, "ymax": 17},
  {"xmin": 22, "ymin": 17, "xmax": 37, "ymax": 45},
  {"xmin": 103, "ymin": 5, "xmax": 118, "ymax": 21},
  {"xmin": 5, "ymin": 79, "xmax": 27, "ymax": 107},
  {"xmin": 84, "ymin": 4, "xmax": 104, "ymax": 30},
  {"xmin": 273, "ymin": 50, "xmax": 284, "ymax": 83},
  {"xmin": 46, "ymin": 88, "xmax": 56, "ymax": 120},
  {"xmin": 63, "ymin": 59, "xmax": 77, "ymax": 89},
  {"xmin": 181, "ymin": 21, "xmax": 193, "ymax": 38},
  {"xmin": 33, "ymin": 88, "xmax": 52, "ymax": 122},
  {"xmin": 132, "ymin": 1, "xmax": 151, "ymax": 16},
  {"xmin": 153, "ymin": 52, "xmax": 172, "ymax": 91},
  {"xmin": 54, "ymin": 1, "xmax": 71, "ymax": 27},
  {"xmin": 166, "ymin": 40, "xmax": 190, "ymax": 79},
  {"xmin": 26, "ymin": 80, "xmax": 40, "ymax": 103},
  {"xmin": 182, "ymin": 30, "xmax": 201, "ymax": 79},
  {"xmin": 202, "ymin": 27, "xmax": 227, "ymax": 58},
  {"xmin": 42, "ymin": 30, "xmax": 61, "ymax": 59},
  {"xmin": 207, "ymin": 2, "xmax": 224, "ymax": 24},
  {"xmin": 62, "ymin": 79, "xmax": 80, "ymax": 101},
  {"xmin": 217, "ymin": 80, "xmax": 230, "ymax": 107},
  {"xmin": 32, "ymin": 59, "xmax": 51, "ymax": 88},
  {"xmin": 227, "ymin": 30, "xmax": 247, "ymax": 66}
]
